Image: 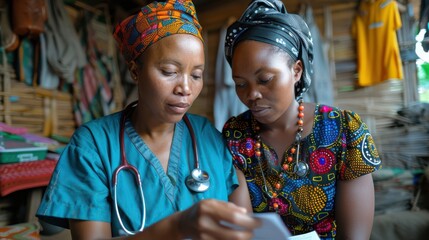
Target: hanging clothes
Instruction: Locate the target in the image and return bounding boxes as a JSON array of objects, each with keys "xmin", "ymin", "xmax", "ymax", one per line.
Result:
[
  {"xmin": 352, "ymin": 0, "xmax": 403, "ymax": 87},
  {"xmin": 72, "ymin": 12, "xmax": 115, "ymax": 125},
  {"xmin": 17, "ymin": 38, "xmax": 34, "ymax": 86},
  {"xmin": 300, "ymin": 4, "xmax": 334, "ymax": 105},
  {"xmin": 39, "ymin": 34, "xmax": 60, "ymax": 89},
  {"xmin": 213, "ymin": 24, "xmax": 247, "ymax": 131},
  {"xmin": 43, "ymin": 0, "xmax": 87, "ymax": 86}
]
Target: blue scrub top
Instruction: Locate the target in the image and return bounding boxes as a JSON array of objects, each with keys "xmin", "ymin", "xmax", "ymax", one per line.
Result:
[{"xmin": 36, "ymin": 111, "xmax": 238, "ymax": 237}]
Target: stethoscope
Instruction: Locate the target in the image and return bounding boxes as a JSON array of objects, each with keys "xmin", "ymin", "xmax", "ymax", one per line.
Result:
[{"xmin": 112, "ymin": 101, "xmax": 210, "ymax": 235}]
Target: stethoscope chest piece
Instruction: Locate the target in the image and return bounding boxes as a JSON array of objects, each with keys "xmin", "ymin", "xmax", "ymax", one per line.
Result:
[
  {"xmin": 294, "ymin": 161, "xmax": 309, "ymax": 177},
  {"xmin": 186, "ymin": 168, "xmax": 210, "ymax": 192}
]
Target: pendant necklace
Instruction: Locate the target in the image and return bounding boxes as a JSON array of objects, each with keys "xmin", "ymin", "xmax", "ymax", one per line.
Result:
[{"xmin": 254, "ymin": 100, "xmax": 309, "ymax": 202}]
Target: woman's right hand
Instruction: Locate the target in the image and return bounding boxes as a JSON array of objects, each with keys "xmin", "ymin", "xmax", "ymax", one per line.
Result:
[
  {"xmin": 177, "ymin": 199, "xmax": 261, "ymax": 240},
  {"xmin": 68, "ymin": 199, "xmax": 260, "ymax": 240}
]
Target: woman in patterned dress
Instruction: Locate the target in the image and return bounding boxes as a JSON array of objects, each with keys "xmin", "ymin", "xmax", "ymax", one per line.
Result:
[{"xmin": 223, "ymin": 0, "xmax": 382, "ymax": 239}]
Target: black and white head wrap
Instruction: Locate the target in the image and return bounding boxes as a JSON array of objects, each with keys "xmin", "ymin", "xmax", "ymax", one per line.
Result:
[{"xmin": 225, "ymin": 0, "xmax": 314, "ymax": 99}]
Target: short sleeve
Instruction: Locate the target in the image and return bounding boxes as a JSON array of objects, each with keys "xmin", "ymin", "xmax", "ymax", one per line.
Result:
[
  {"xmin": 221, "ymin": 139, "xmax": 239, "ymax": 196},
  {"xmin": 36, "ymin": 127, "xmax": 111, "ymax": 228},
  {"xmin": 339, "ymin": 110, "xmax": 382, "ymax": 180},
  {"xmin": 393, "ymin": 1, "xmax": 402, "ymax": 30}
]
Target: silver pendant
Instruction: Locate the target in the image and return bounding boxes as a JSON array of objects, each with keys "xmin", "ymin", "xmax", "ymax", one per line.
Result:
[{"xmin": 294, "ymin": 161, "xmax": 309, "ymax": 177}]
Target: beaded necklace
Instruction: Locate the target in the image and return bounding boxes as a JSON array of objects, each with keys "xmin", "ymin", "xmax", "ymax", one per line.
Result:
[{"xmin": 254, "ymin": 100, "xmax": 309, "ymax": 200}]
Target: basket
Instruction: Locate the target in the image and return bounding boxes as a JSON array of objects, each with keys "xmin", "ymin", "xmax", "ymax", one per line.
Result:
[{"xmin": 0, "ymin": 50, "xmax": 76, "ymax": 138}]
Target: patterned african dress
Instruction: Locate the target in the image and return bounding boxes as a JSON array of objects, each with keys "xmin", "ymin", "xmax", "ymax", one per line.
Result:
[{"xmin": 223, "ymin": 104, "xmax": 382, "ymax": 239}]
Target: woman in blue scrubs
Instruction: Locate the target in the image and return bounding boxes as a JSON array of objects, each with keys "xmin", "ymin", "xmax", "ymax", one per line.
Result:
[{"xmin": 36, "ymin": 0, "xmax": 260, "ymax": 239}]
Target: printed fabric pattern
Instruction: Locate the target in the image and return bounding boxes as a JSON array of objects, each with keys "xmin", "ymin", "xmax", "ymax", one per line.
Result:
[
  {"xmin": 223, "ymin": 105, "xmax": 382, "ymax": 239},
  {"xmin": 113, "ymin": 0, "xmax": 202, "ymax": 64}
]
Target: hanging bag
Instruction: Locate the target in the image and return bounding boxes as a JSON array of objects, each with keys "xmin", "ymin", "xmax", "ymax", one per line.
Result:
[{"xmin": 11, "ymin": 0, "xmax": 48, "ymax": 37}]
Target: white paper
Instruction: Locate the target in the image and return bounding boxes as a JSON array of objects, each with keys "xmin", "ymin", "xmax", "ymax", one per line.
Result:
[
  {"xmin": 252, "ymin": 213, "xmax": 291, "ymax": 240},
  {"xmin": 252, "ymin": 213, "xmax": 320, "ymax": 240},
  {"xmin": 289, "ymin": 231, "xmax": 321, "ymax": 240}
]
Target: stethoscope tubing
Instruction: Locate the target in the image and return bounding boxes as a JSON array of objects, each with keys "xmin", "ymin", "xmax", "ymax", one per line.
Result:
[
  {"xmin": 113, "ymin": 102, "xmax": 146, "ymax": 235},
  {"xmin": 113, "ymin": 101, "xmax": 209, "ymax": 235},
  {"xmin": 113, "ymin": 177, "xmax": 146, "ymax": 235},
  {"xmin": 183, "ymin": 114, "xmax": 199, "ymax": 169}
]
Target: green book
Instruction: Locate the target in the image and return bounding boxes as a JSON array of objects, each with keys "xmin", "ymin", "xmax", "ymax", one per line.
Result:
[{"xmin": 0, "ymin": 138, "xmax": 48, "ymax": 164}]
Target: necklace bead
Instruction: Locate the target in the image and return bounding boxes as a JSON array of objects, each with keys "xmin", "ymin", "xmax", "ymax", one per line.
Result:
[
  {"xmin": 282, "ymin": 164, "xmax": 289, "ymax": 171},
  {"xmin": 253, "ymin": 100, "xmax": 309, "ymax": 201}
]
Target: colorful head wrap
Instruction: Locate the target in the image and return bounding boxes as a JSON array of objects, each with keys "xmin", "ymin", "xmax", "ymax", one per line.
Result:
[
  {"xmin": 225, "ymin": 0, "xmax": 314, "ymax": 99},
  {"xmin": 113, "ymin": 0, "xmax": 203, "ymax": 64}
]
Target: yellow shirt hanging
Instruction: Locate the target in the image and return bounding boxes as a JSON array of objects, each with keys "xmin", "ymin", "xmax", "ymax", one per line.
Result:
[{"xmin": 352, "ymin": 0, "xmax": 403, "ymax": 87}]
